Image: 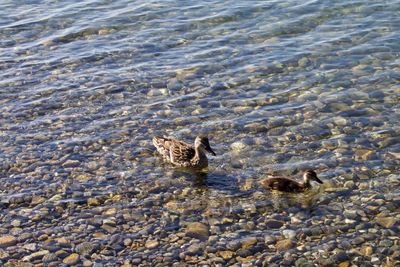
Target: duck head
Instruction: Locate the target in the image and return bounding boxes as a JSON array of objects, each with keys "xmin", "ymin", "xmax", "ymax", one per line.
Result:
[
  {"xmin": 303, "ymin": 170, "xmax": 323, "ymax": 184},
  {"xmin": 195, "ymin": 136, "xmax": 216, "ymax": 156}
]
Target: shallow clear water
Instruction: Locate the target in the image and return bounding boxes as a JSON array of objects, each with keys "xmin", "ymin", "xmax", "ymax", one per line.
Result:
[{"xmin": 0, "ymin": 0, "xmax": 399, "ymax": 266}]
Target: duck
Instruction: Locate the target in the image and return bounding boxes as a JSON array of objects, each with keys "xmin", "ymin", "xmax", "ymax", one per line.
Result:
[
  {"xmin": 260, "ymin": 170, "xmax": 323, "ymax": 193},
  {"xmin": 153, "ymin": 135, "xmax": 216, "ymax": 168}
]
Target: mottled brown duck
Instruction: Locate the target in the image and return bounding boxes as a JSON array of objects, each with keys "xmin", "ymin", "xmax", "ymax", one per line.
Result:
[
  {"xmin": 261, "ymin": 170, "xmax": 323, "ymax": 193},
  {"xmin": 153, "ymin": 135, "xmax": 216, "ymax": 168}
]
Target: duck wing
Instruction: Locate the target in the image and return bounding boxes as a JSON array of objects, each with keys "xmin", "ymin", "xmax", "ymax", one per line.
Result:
[
  {"xmin": 261, "ymin": 177, "xmax": 303, "ymax": 192},
  {"xmin": 153, "ymin": 136, "xmax": 195, "ymax": 164},
  {"xmin": 169, "ymin": 140, "xmax": 195, "ymax": 165}
]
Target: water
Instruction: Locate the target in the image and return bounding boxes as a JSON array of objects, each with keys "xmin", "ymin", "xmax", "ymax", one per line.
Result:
[{"xmin": 1, "ymin": 0, "xmax": 399, "ymax": 265}]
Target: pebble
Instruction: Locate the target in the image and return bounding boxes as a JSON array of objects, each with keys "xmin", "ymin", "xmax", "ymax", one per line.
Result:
[
  {"xmin": 227, "ymin": 240, "xmax": 241, "ymax": 251},
  {"xmin": 219, "ymin": 250, "xmax": 234, "ymax": 260},
  {"xmin": 0, "ymin": 235, "xmax": 17, "ymax": 247},
  {"xmin": 351, "ymin": 237, "xmax": 364, "ymax": 246},
  {"xmin": 275, "ymin": 239, "xmax": 294, "ymax": 251},
  {"xmin": 230, "ymin": 141, "xmax": 247, "ymax": 152},
  {"xmin": 282, "ymin": 230, "xmax": 296, "ymax": 240},
  {"xmin": 22, "ymin": 250, "xmax": 50, "ymax": 261},
  {"xmin": 0, "ymin": 249, "xmax": 9, "ymax": 260},
  {"xmin": 338, "ymin": 261, "xmax": 350, "ymax": 267},
  {"xmin": 185, "ymin": 222, "xmax": 210, "ymax": 240},
  {"xmin": 75, "ymin": 242, "xmax": 96, "ymax": 255},
  {"xmin": 186, "ymin": 243, "xmax": 203, "ymax": 256},
  {"xmin": 11, "ymin": 219, "xmax": 21, "ymax": 227},
  {"xmin": 376, "ymin": 217, "xmax": 397, "ymax": 228},
  {"xmin": 371, "ymin": 257, "xmax": 380, "ymax": 265},
  {"xmin": 241, "ymin": 237, "xmax": 258, "ymax": 249},
  {"xmin": 23, "ymin": 243, "xmax": 37, "ymax": 251},
  {"xmin": 344, "ymin": 181, "xmax": 355, "ymax": 189},
  {"xmin": 332, "ymin": 251, "xmax": 349, "ymax": 263},
  {"xmin": 354, "ymin": 149, "xmax": 376, "ymax": 161},
  {"xmin": 42, "ymin": 253, "xmax": 58, "ymax": 263},
  {"xmin": 360, "ymin": 246, "xmax": 373, "ymax": 256},
  {"xmin": 145, "ymin": 240, "xmax": 159, "ymax": 249},
  {"xmin": 63, "ymin": 253, "xmax": 80, "ymax": 265},
  {"xmin": 87, "ymin": 197, "xmax": 100, "ymax": 206},
  {"xmin": 62, "ymin": 160, "xmax": 81, "ymax": 168},
  {"xmin": 265, "ymin": 220, "xmax": 284, "ymax": 229}
]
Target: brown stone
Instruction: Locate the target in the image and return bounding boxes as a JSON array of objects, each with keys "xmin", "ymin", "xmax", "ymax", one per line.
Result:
[
  {"xmin": 354, "ymin": 149, "xmax": 376, "ymax": 161},
  {"xmin": 275, "ymin": 239, "xmax": 294, "ymax": 251},
  {"xmin": 241, "ymin": 237, "xmax": 258, "ymax": 249},
  {"xmin": 236, "ymin": 256, "xmax": 254, "ymax": 263},
  {"xmin": 63, "ymin": 253, "xmax": 80, "ymax": 265},
  {"xmin": 376, "ymin": 217, "xmax": 397, "ymax": 228},
  {"xmin": 185, "ymin": 222, "xmax": 209, "ymax": 240},
  {"xmin": 87, "ymin": 198, "xmax": 100, "ymax": 206},
  {"xmin": 360, "ymin": 246, "xmax": 373, "ymax": 256},
  {"xmin": 219, "ymin": 250, "xmax": 234, "ymax": 260},
  {"xmin": 0, "ymin": 236, "xmax": 17, "ymax": 247},
  {"xmin": 338, "ymin": 261, "xmax": 350, "ymax": 267},
  {"xmin": 145, "ymin": 240, "xmax": 159, "ymax": 249}
]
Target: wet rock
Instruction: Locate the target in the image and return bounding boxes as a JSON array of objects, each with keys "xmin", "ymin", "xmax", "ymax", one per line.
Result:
[
  {"xmin": 186, "ymin": 243, "xmax": 203, "ymax": 256},
  {"xmin": 298, "ymin": 57, "xmax": 309, "ymax": 68},
  {"xmin": 343, "ymin": 210, "xmax": 358, "ymax": 220},
  {"xmin": 338, "ymin": 261, "xmax": 350, "ymax": 267},
  {"xmin": 376, "ymin": 217, "xmax": 397, "ymax": 228},
  {"xmin": 56, "ymin": 237, "xmax": 70, "ymax": 247},
  {"xmin": 294, "ymin": 257, "xmax": 308, "ymax": 267},
  {"xmin": 227, "ymin": 240, "xmax": 241, "ymax": 251},
  {"xmin": 185, "ymin": 222, "xmax": 209, "ymax": 240},
  {"xmin": 276, "ymin": 239, "xmax": 294, "ymax": 251},
  {"xmin": 332, "ymin": 251, "xmax": 349, "ymax": 263},
  {"xmin": 0, "ymin": 235, "xmax": 17, "ymax": 247},
  {"xmin": 22, "ymin": 250, "xmax": 50, "ymax": 261},
  {"xmin": 371, "ymin": 257, "xmax": 380, "ymax": 265},
  {"xmin": 23, "ymin": 243, "xmax": 37, "ymax": 251},
  {"xmin": 344, "ymin": 181, "xmax": 355, "ymax": 189},
  {"xmin": 63, "ymin": 253, "xmax": 80, "ymax": 265},
  {"xmin": 241, "ymin": 237, "xmax": 258, "ymax": 249},
  {"xmin": 145, "ymin": 240, "xmax": 159, "ymax": 249},
  {"xmin": 0, "ymin": 249, "xmax": 9, "ymax": 260},
  {"xmin": 351, "ymin": 237, "xmax": 364, "ymax": 246},
  {"xmin": 264, "ymin": 235, "xmax": 276, "ymax": 245},
  {"xmin": 82, "ymin": 260, "xmax": 93, "ymax": 267},
  {"xmin": 11, "ymin": 219, "xmax": 21, "ymax": 227},
  {"xmin": 42, "ymin": 253, "xmax": 58, "ymax": 263},
  {"xmin": 282, "ymin": 230, "xmax": 296, "ymax": 239},
  {"xmin": 360, "ymin": 245, "xmax": 373, "ymax": 256},
  {"xmin": 31, "ymin": 196, "xmax": 46, "ymax": 205},
  {"xmin": 265, "ymin": 219, "xmax": 284, "ymax": 229},
  {"xmin": 333, "ymin": 116, "xmax": 348, "ymax": 126},
  {"xmin": 75, "ymin": 242, "xmax": 96, "ymax": 255},
  {"xmin": 231, "ymin": 142, "xmax": 246, "ymax": 151},
  {"xmin": 62, "ymin": 160, "xmax": 80, "ymax": 168},
  {"xmin": 379, "ymin": 239, "xmax": 393, "ymax": 247},
  {"xmin": 87, "ymin": 198, "xmax": 100, "ymax": 206},
  {"xmin": 219, "ymin": 250, "xmax": 234, "ymax": 260},
  {"xmin": 354, "ymin": 149, "xmax": 376, "ymax": 161}
]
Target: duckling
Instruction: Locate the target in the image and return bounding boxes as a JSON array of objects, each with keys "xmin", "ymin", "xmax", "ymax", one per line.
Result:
[
  {"xmin": 153, "ymin": 135, "xmax": 216, "ymax": 168},
  {"xmin": 261, "ymin": 170, "xmax": 323, "ymax": 193}
]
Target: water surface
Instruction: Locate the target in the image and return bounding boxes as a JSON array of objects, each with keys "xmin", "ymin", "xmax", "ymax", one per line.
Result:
[{"xmin": 0, "ymin": 0, "xmax": 399, "ymax": 266}]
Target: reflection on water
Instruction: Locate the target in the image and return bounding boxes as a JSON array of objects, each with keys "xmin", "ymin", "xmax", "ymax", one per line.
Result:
[{"xmin": 269, "ymin": 186, "xmax": 324, "ymax": 210}]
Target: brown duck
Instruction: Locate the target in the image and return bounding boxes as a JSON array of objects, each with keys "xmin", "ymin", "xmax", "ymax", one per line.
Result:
[
  {"xmin": 153, "ymin": 135, "xmax": 216, "ymax": 168},
  {"xmin": 261, "ymin": 170, "xmax": 323, "ymax": 193}
]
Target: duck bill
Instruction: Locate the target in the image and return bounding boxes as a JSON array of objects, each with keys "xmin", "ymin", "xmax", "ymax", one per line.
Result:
[
  {"xmin": 314, "ymin": 176, "xmax": 323, "ymax": 184},
  {"xmin": 205, "ymin": 145, "xmax": 216, "ymax": 156}
]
